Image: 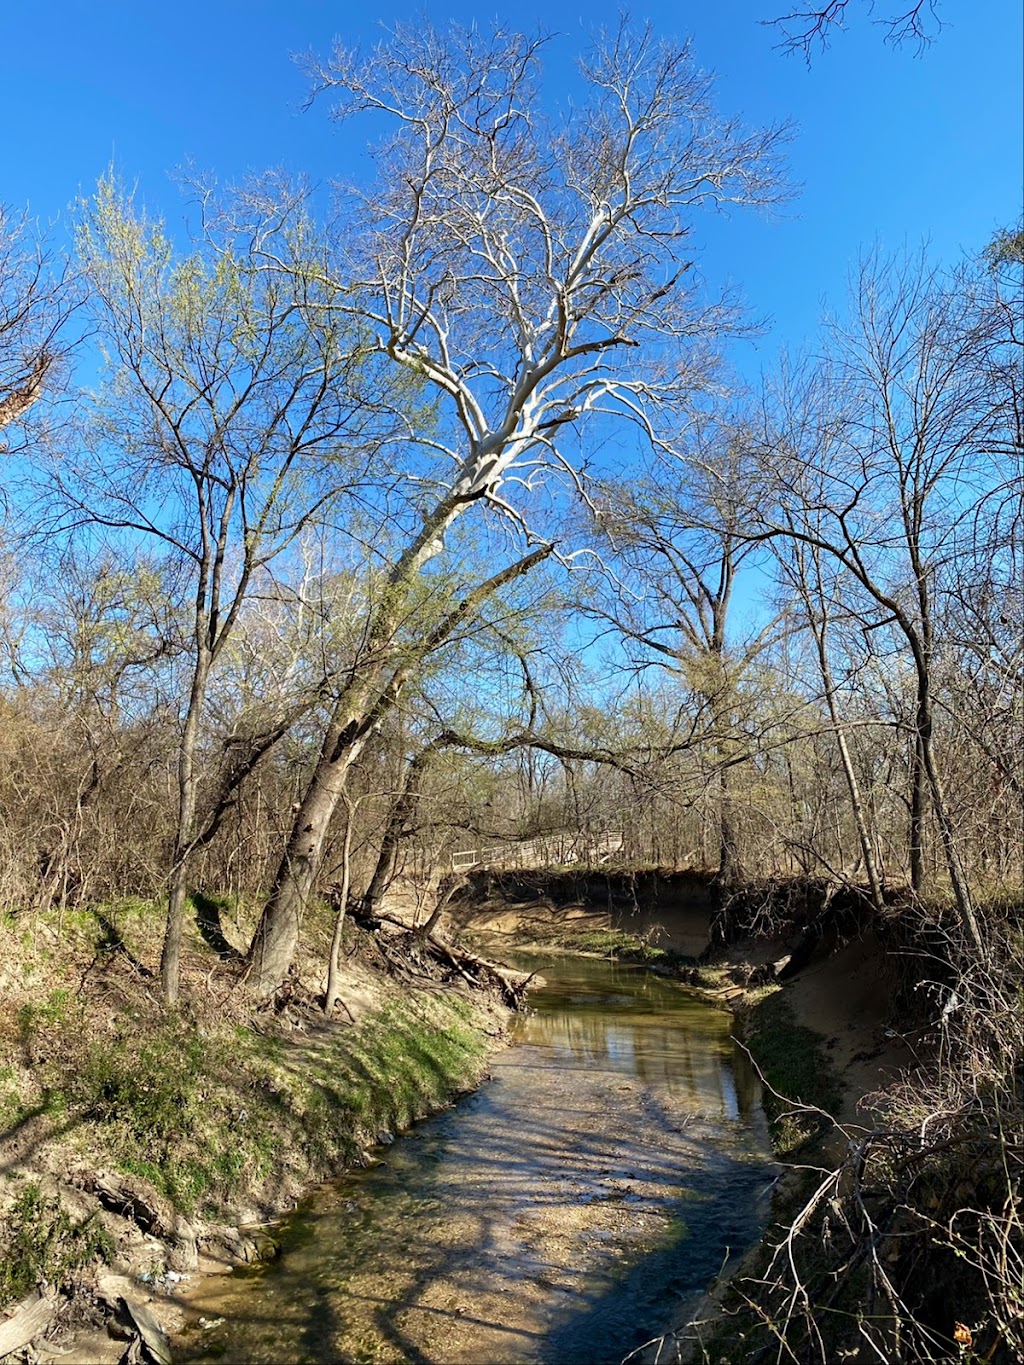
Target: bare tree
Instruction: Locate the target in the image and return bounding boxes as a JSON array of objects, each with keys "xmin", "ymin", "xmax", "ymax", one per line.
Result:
[
  {"xmin": 767, "ymin": 1, "xmax": 942, "ymax": 58},
  {"xmin": 751, "ymin": 251, "xmax": 1015, "ymax": 950},
  {"xmin": 63, "ymin": 179, "xmax": 381, "ymax": 1004},
  {"xmin": 0, "ymin": 207, "xmax": 76, "ymax": 442},
  {"xmin": 586, "ymin": 427, "xmax": 782, "ymax": 887},
  {"xmin": 243, "ymin": 20, "xmax": 787, "ymax": 995},
  {"xmin": 773, "ymin": 534, "xmax": 888, "ymax": 907}
]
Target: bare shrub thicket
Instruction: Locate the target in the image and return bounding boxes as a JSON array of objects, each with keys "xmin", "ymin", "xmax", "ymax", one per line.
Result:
[{"xmin": 682, "ymin": 914, "xmax": 1021, "ymax": 1364}]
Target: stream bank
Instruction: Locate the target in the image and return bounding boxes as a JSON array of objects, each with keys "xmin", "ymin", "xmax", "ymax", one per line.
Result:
[
  {"xmin": 1, "ymin": 872, "xmax": 935, "ymax": 1364},
  {"xmin": 448, "ymin": 869, "xmax": 971, "ymax": 1364},
  {"xmin": 448, "ymin": 867, "xmax": 916, "ymax": 1125},
  {"xmin": 0, "ymin": 898, "xmax": 517, "ymax": 1363}
]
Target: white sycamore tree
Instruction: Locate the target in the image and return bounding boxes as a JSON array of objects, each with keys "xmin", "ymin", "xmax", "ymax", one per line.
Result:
[{"xmin": 244, "ymin": 20, "xmax": 787, "ymax": 994}]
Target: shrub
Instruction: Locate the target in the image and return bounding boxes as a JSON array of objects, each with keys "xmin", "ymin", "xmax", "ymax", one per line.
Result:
[{"xmin": 0, "ymin": 1182, "xmax": 112, "ymax": 1308}]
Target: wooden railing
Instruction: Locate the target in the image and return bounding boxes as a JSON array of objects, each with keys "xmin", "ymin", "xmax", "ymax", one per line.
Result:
[{"xmin": 450, "ymin": 831, "xmax": 623, "ymax": 872}]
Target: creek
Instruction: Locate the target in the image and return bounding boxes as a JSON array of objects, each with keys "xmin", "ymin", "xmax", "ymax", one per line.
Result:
[{"xmin": 178, "ymin": 956, "xmax": 772, "ymax": 1364}]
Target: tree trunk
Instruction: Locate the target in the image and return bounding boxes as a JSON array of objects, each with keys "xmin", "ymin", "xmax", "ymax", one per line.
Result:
[
  {"xmin": 909, "ymin": 729, "xmax": 926, "ymax": 896},
  {"xmin": 417, "ymin": 870, "xmax": 467, "ymax": 942},
  {"xmin": 916, "ymin": 688, "xmax": 984, "ymax": 953},
  {"xmin": 160, "ymin": 863, "xmax": 190, "ymax": 1008},
  {"xmin": 362, "ymin": 743, "xmax": 436, "ymax": 918},
  {"xmin": 160, "ymin": 651, "xmax": 209, "ymax": 1007},
  {"xmin": 832, "ymin": 721, "xmax": 884, "ymax": 910},
  {"xmin": 245, "ymin": 544, "xmax": 552, "ymax": 998},
  {"xmin": 324, "ymin": 795, "xmax": 355, "ymax": 1017},
  {"xmin": 717, "ymin": 764, "xmax": 742, "ymax": 888},
  {"xmin": 806, "ymin": 598, "xmax": 886, "ymax": 912},
  {"xmin": 246, "ymin": 700, "xmax": 372, "ymax": 997}
]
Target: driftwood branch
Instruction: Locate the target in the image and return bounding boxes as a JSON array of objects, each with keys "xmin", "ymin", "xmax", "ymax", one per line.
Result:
[
  {"xmin": 0, "ymin": 1289, "xmax": 57, "ymax": 1358},
  {"xmin": 120, "ymin": 1297, "xmax": 173, "ymax": 1365}
]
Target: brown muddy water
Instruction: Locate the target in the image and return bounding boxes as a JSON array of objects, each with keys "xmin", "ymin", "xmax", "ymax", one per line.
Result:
[{"xmin": 177, "ymin": 957, "xmax": 772, "ymax": 1365}]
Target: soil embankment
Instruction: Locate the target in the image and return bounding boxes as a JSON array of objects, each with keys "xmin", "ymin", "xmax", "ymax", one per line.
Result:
[
  {"xmin": 0, "ymin": 899, "xmax": 517, "ymax": 1363},
  {"xmin": 449, "ymin": 867, "xmax": 715, "ymax": 957},
  {"xmin": 450, "ymin": 868, "xmax": 913, "ymax": 1121}
]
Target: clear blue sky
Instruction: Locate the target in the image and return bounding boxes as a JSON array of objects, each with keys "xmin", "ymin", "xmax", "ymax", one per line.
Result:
[{"xmin": 4, "ymin": 0, "xmax": 1020, "ymax": 370}]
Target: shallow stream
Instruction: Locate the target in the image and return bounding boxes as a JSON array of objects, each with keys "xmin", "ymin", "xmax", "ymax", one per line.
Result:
[{"xmin": 178, "ymin": 957, "xmax": 771, "ymax": 1364}]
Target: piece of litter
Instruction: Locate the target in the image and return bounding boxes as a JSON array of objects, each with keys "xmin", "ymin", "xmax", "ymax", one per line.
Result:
[{"xmin": 199, "ymin": 1317, "xmax": 225, "ymax": 1330}]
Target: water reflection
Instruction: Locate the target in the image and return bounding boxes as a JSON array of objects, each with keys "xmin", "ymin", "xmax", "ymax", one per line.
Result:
[
  {"xmin": 517, "ymin": 956, "xmax": 762, "ymax": 1125},
  {"xmin": 178, "ymin": 958, "xmax": 771, "ymax": 1365}
]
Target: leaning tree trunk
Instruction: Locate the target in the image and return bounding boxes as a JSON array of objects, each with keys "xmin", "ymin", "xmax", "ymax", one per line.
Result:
[
  {"xmin": 808, "ymin": 608, "xmax": 886, "ymax": 913},
  {"xmin": 245, "ymin": 692, "xmax": 376, "ymax": 997},
  {"xmin": 830, "ymin": 713, "xmax": 885, "ymax": 912},
  {"xmin": 416, "ymin": 870, "xmax": 468, "ymax": 943},
  {"xmin": 916, "ymin": 687, "xmax": 984, "ymax": 954},
  {"xmin": 245, "ymin": 542, "xmax": 553, "ymax": 998}
]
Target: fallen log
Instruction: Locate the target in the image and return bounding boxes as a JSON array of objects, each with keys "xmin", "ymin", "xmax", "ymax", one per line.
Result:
[
  {"xmin": 74, "ymin": 1169, "xmax": 169, "ymax": 1235},
  {"xmin": 120, "ymin": 1296, "xmax": 173, "ymax": 1365},
  {"xmin": 0, "ymin": 1289, "xmax": 57, "ymax": 1359},
  {"xmin": 351, "ymin": 906, "xmax": 535, "ymax": 1006},
  {"xmin": 429, "ymin": 940, "xmax": 535, "ymax": 1007}
]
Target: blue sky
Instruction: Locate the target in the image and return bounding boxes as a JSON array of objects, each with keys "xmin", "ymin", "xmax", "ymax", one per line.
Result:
[{"xmin": 4, "ymin": 0, "xmax": 1020, "ymax": 377}]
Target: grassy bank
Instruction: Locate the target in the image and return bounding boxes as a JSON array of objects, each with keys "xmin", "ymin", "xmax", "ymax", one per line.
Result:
[
  {"xmin": 7, "ymin": 988, "xmax": 492, "ymax": 1225},
  {"xmin": 0, "ymin": 898, "xmax": 507, "ymax": 1330}
]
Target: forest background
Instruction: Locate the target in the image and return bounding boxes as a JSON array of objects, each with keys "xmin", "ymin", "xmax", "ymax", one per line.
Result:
[
  {"xmin": 0, "ymin": 0, "xmax": 1019, "ymax": 990},
  {"xmin": 0, "ymin": 5, "xmax": 1021, "ymax": 1361}
]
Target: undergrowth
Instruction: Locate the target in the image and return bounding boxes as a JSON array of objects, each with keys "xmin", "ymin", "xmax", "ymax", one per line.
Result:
[
  {"xmin": 0, "ymin": 1181, "xmax": 113, "ymax": 1308},
  {"xmin": 0, "ymin": 905, "xmax": 500, "ymax": 1308},
  {"xmin": 684, "ymin": 906, "xmax": 1023, "ymax": 1365},
  {"xmin": 740, "ymin": 987, "xmax": 843, "ymax": 1154}
]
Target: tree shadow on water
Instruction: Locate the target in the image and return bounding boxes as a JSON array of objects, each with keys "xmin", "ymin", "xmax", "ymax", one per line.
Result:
[{"xmin": 539, "ymin": 1151, "xmax": 770, "ymax": 1365}]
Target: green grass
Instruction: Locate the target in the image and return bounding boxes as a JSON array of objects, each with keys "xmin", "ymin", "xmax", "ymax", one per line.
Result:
[
  {"xmin": 241, "ymin": 994, "xmax": 490, "ymax": 1173},
  {"xmin": 0, "ymin": 983, "xmax": 494, "ymax": 1318},
  {"xmin": 580, "ymin": 928, "xmax": 668, "ymax": 960},
  {"xmin": 18, "ymin": 989, "xmax": 492, "ymax": 1219},
  {"xmin": 741, "ymin": 987, "xmax": 843, "ymax": 1154},
  {"xmin": 0, "ymin": 898, "xmax": 503, "ymax": 1309},
  {"xmin": 0, "ymin": 1181, "xmax": 113, "ymax": 1309}
]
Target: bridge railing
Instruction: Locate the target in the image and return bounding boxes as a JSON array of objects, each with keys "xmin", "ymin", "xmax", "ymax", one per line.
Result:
[{"xmin": 450, "ymin": 831, "xmax": 623, "ymax": 872}]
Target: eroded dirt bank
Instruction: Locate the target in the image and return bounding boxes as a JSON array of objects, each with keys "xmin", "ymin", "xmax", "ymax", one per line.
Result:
[
  {"xmin": 449, "ymin": 868, "xmax": 914, "ymax": 1117},
  {"xmin": 449, "ymin": 867, "xmax": 716, "ymax": 958}
]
